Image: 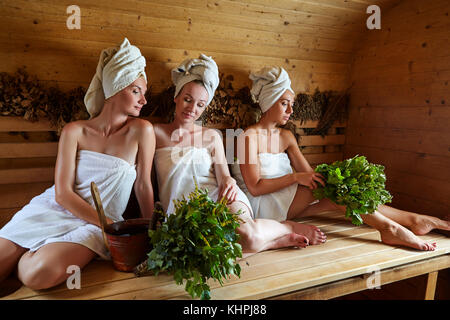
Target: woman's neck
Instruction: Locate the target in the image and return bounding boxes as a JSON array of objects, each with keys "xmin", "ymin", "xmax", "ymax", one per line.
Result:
[
  {"xmin": 171, "ymin": 118, "xmax": 199, "ymax": 133},
  {"xmin": 257, "ymin": 113, "xmax": 278, "ymax": 130},
  {"xmin": 92, "ymin": 105, "xmax": 129, "ymax": 137}
]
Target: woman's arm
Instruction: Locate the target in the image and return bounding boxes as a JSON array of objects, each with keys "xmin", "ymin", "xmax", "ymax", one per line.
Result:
[
  {"xmin": 134, "ymin": 120, "xmax": 155, "ymax": 219},
  {"xmin": 209, "ymin": 129, "xmax": 238, "ymax": 203},
  {"xmin": 284, "ymin": 129, "xmax": 325, "ymax": 189},
  {"xmin": 54, "ymin": 122, "xmax": 112, "ymax": 226},
  {"xmin": 237, "ymin": 129, "xmax": 298, "ymax": 197},
  {"xmin": 284, "ymin": 129, "xmax": 314, "ymax": 173},
  {"xmin": 238, "ymin": 129, "xmax": 325, "ymax": 196}
]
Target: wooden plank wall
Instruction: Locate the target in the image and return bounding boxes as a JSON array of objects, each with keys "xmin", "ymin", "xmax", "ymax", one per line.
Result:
[
  {"xmin": 0, "ymin": 0, "xmax": 400, "ymax": 94},
  {"xmin": 0, "ymin": 0, "xmax": 400, "ymax": 227},
  {"xmin": 0, "ymin": 118, "xmax": 57, "ymax": 227},
  {"xmin": 344, "ymin": 0, "xmax": 450, "ymax": 219}
]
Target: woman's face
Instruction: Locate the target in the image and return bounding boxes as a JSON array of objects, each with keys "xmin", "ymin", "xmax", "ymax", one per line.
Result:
[
  {"xmin": 174, "ymin": 81, "xmax": 209, "ymax": 123},
  {"xmin": 266, "ymin": 89, "xmax": 294, "ymax": 125},
  {"xmin": 111, "ymin": 77, "xmax": 147, "ymax": 117}
]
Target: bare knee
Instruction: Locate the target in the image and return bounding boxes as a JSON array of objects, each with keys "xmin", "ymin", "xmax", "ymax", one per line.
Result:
[
  {"xmin": 18, "ymin": 257, "xmax": 67, "ymax": 290},
  {"xmin": 0, "ymin": 239, "xmax": 28, "ymax": 281}
]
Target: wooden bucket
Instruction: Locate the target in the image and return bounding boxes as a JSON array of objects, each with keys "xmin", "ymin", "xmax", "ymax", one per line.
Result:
[{"xmin": 104, "ymin": 218, "xmax": 151, "ymax": 272}]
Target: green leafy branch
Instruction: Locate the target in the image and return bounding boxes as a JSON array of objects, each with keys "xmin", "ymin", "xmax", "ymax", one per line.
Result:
[
  {"xmin": 313, "ymin": 155, "xmax": 393, "ymax": 225},
  {"xmin": 146, "ymin": 183, "xmax": 243, "ymax": 300}
]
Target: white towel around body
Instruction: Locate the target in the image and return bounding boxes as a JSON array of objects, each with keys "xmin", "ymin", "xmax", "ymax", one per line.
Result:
[
  {"xmin": 0, "ymin": 150, "xmax": 137, "ymax": 259},
  {"xmin": 231, "ymin": 152, "xmax": 298, "ymax": 221},
  {"xmin": 154, "ymin": 146, "xmax": 253, "ymax": 217}
]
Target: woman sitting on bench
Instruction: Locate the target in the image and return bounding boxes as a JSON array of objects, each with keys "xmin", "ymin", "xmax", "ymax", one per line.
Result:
[
  {"xmin": 153, "ymin": 54, "xmax": 326, "ymax": 255},
  {"xmin": 231, "ymin": 66, "xmax": 450, "ymax": 251},
  {"xmin": 0, "ymin": 38, "xmax": 155, "ymax": 290}
]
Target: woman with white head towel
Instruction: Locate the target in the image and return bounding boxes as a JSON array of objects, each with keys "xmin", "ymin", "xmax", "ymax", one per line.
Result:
[
  {"xmin": 153, "ymin": 56, "xmax": 325, "ymax": 254},
  {"xmin": 0, "ymin": 38, "xmax": 156, "ymax": 290},
  {"xmin": 232, "ymin": 66, "xmax": 449, "ymax": 251}
]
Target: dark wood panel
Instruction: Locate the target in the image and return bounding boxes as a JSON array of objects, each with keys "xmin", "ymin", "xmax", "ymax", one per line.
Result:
[
  {"xmin": 343, "ymin": 144, "xmax": 450, "ymax": 182},
  {"xmin": 347, "ymin": 106, "xmax": 450, "ymax": 132},
  {"xmin": 0, "ymin": 182, "xmax": 53, "ymax": 208},
  {"xmin": 345, "ymin": 126, "xmax": 450, "ymax": 157},
  {"xmin": 387, "ymin": 191, "xmax": 450, "ymax": 220},
  {"xmin": 0, "ymin": 208, "xmax": 20, "ymax": 228},
  {"xmin": 349, "ymin": 84, "xmax": 449, "ymax": 108},
  {"xmin": 383, "ymin": 169, "xmax": 450, "ymax": 207}
]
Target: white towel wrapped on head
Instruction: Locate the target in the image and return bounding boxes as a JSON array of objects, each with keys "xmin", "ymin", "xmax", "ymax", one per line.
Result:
[
  {"xmin": 171, "ymin": 54, "xmax": 219, "ymax": 106},
  {"xmin": 84, "ymin": 38, "xmax": 147, "ymax": 118},
  {"xmin": 249, "ymin": 66, "xmax": 294, "ymax": 113}
]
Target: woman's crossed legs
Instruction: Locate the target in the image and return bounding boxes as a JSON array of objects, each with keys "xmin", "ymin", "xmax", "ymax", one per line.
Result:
[{"xmin": 286, "ymin": 185, "xmax": 450, "ymax": 251}]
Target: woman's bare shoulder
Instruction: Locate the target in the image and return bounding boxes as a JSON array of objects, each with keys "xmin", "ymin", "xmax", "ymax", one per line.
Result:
[
  {"xmin": 280, "ymin": 127, "xmax": 296, "ymax": 139},
  {"xmin": 202, "ymin": 126, "xmax": 221, "ymax": 137},
  {"xmin": 241, "ymin": 124, "xmax": 260, "ymax": 137},
  {"xmin": 152, "ymin": 121, "xmax": 171, "ymax": 132},
  {"xmin": 130, "ymin": 119, "xmax": 155, "ymax": 143},
  {"xmin": 60, "ymin": 120, "xmax": 86, "ymax": 137},
  {"xmin": 280, "ymin": 127, "xmax": 298, "ymax": 149},
  {"xmin": 127, "ymin": 117, "xmax": 153, "ymax": 129}
]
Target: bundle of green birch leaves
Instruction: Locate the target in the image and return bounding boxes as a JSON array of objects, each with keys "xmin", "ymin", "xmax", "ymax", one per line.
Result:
[
  {"xmin": 146, "ymin": 185, "xmax": 243, "ymax": 300},
  {"xmin": 313, "ymin": 155, "xmax": 393, "ymax": 225}
]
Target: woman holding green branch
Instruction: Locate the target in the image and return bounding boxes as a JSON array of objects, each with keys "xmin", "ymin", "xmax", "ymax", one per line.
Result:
[
  {"xmin": 231, "ymin": 66, "xmax": 450, "ymax": 251},
  {"xmin": 153, "ymin": 55, "xmax": 326, "ymax": 254}
]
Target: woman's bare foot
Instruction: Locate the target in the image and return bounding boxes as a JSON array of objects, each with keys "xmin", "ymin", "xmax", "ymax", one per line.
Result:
[
  {"xmin": 379, "ymin": 223, "xmax": 437, "ymax": 251},
  {"xmin": 269, "ymin": 233, "xmax": 309, "ymax": 249},
  {"xmin": 409, "ymin": 214, "xmax": 450, "ymax": 236},
  {"xmin": 284, "ymin": 221, "xmax": 327, "ymax": 245}
]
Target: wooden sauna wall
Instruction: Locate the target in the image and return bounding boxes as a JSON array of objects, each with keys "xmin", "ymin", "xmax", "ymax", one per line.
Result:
[
  {"xmin": 0, "ymin": 0, "xmax": 363, "ymax": 92},
  {"xmin": 344, "ymin": 0, "xmax": 450, "ymax": 218},
  {"xmin": 0, "ymin": 0, "xmax": 401, "ymax": 226}
]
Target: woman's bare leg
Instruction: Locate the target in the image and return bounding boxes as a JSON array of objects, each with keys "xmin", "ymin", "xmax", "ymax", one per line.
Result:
[
  {"xmin": 0, "ymin": 238, "xmax": 27, "ymax": 283},
  {"xmin": 286, "ymin": 186, "xmax": 437, "ymax": 251},
  {"xmin": 376, "ymin": 205, "xmax": 450, "ymax": 235},
  {"xmin": 17, "ymin": 242, "xmax": 96, "ymax": 290},
  {"xmin": 362, "ymin": 211, "xmax": 436, "ymax": 251},
  {"xmin": 292, "ymin": 192, "xmax": 450, "ymax": 236},
  {"xmin": 287, "ymin": 186, "xmax": 345, "ymax": 219},
  {"xmin": 228, "ymin": 201, "xmax": 325, "ymax": 253}
]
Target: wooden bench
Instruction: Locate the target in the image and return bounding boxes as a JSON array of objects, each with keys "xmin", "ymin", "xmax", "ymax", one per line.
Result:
[
  {"xmin": 2, "ymin": 210, "xmax": 449, "ymax": 300},
  {"xmin": 1, "ymin": 116, "xmax": 448, "ymax": 300}
]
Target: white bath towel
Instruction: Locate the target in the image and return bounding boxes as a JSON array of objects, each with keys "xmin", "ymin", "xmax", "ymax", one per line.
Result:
[
  {"xmin": 249, "ymin": 66, "xmax": 294, "ymax": 113},
  {"xmin": 171, "ymin": 54, "xmax": 219, "ymax": 106},
  {"xmin": 154, "ymin": 146, "xmax": 252, "ymax": 216},
  {"xmin": 231, "ymin": 152, "xmax": 297, "ymax": 221},
  {"xmin": 0, "ymin": 150, "xmax": 136, "ymax": 259},
  {"xmin": 84, "ymin": 38, "xmax": 147, "ymax": 118}
]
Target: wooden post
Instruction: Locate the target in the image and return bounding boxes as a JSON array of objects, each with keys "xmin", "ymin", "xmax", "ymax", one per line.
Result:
[{"xmin": 424, "ymin": 271, "xmax": 438, "ymax": 300}]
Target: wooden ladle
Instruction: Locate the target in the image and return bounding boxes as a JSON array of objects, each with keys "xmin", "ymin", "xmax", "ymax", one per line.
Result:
[{"xmin": 90, "ymin": 181, "xmax": 110, "ymax": 251}]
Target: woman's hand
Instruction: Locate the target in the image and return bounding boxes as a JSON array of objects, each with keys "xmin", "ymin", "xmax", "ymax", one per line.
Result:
[
  {"xmin": 295, "ymin": 172, "xmax": 326, "ymax": 190},
  {"xmin": 218, "ymin": 176, "xmax": 238, "ymax": 204}
]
